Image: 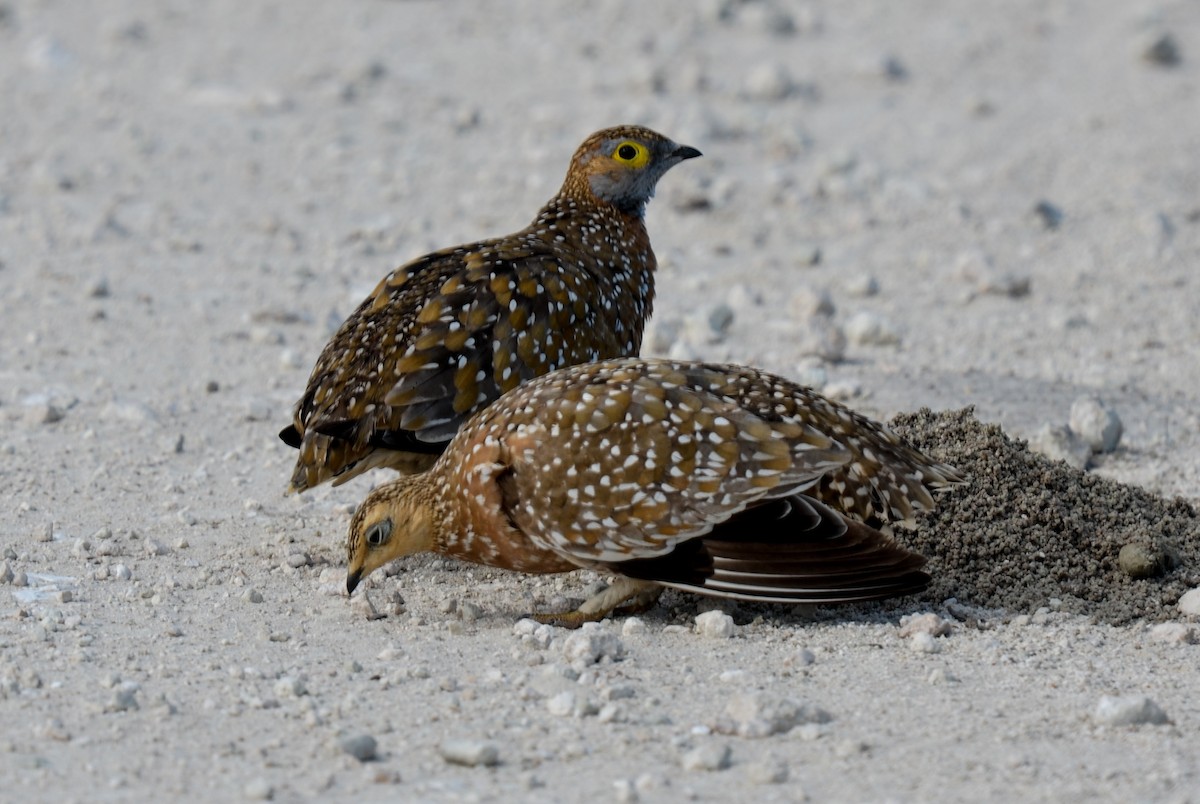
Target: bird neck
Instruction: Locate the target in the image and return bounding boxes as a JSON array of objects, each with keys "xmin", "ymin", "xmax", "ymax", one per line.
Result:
[{"xmin": 537, "ymin": 188, "xmax": 647, "ymax": 225}]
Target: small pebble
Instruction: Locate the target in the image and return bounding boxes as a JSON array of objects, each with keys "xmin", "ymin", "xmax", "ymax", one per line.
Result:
[
  {"xmin": 274, "ymin": 676, "xmax": 306, "ymax": 698},
  {"xmin": 1068, "ymin": 397, "xmax": 1122, "ymax": 453},
  {"xmin": 789, "ymin": 286, "xmax": 835, "ymax": 318},
  {"xmin": 1033, "ymin": 200, "xmax": 1063, "ymax": 230},
  {"xmin": 340, "ymin": 734, "xmax": 378, "ymax": 762},
  {"xmin": 835, "ymin": 740, "xmax": 870, "ymax": 758},
  {"xmin": 844, "ymin": 275, "xmax": 879, "ymax": 297},
  {"xmin": 927, "ymin": 667, "xmax": 959, "ymax": 685},
  {"xmin": 547, "ymin": 691, "xmax": 579, "ymax": 717},
  {"xmin": 695, "ymin": 610, "xmax": 735, "ymax": 639},
  {"xmin": 439, "ymin": 738, "xmax": 500, "ymax": 767},
  {"xmin": 36, "ymin": 522, "xmax": 54, "ymax": 542},
  {"xmin": 746, "ymin": 756, "xmax": 789, "ymax": 784},
  {"xmin": 909, "ymin": 632, "xmax": 942, "ymax": 654},
  {"xmin": 955, "ymin": 250, "xmax": 1031, "ymax": 298},
  {"xmin": 794, "ymin": 243, "xmax": 822, "ymax": 267},
  {"xmin": 1093, "ymin": 695, "xmax": 1169, "ymax": 726},
  {"xmin": 105, "ymin": 682, "xmax": 140, "ymax": 713},
  {"xmin": 681, "ymin": 743, "xmax": 732, "ymax": 772},
  {"xmin": 881, "ymin": 54, "xmax": 908, "ymax": 81},
  {"xmin": 899, "ymin": 613, "xmax": 953, "ymax": 637},
  {"xmin": 706, "ymin": 303, "xmax": 735, "ymax": 339},
  {"xmin": 1178, "ymin": 588, "xmax": 1200, "ymax": 617},
  {"xmin": 844, "ymin": 311, "xmax": 901, "ymax": 346},
  {"xmin": 1142, "ymin": 33, "xmax": 1181, "ymax": 67},
  {"xmin": 0, "ymin": 561, "xmax": 12, "ymax": 584},
  {"xmin": 741, "ymin": 3, "xmax": 796, "ymax": 36},
  {"xmin": 613, "ymin": 778, "xmax": 639, "ymax": 804},
  {"xmin": 286, "ymin": 552, "xmax": 310, "ymax": 569},
  {"xmin": 1118, "ymin": 542, "xmax": 1175, "ymax": 579},
  {"xmin": 1028, "ymin": 424, "xmax": 1090, "ymax": 470},
  {"xmin": 744, "ymin": 62, "xmax": 794, "ymax": 101},
  {"xmin": 786, "ymin": 648, "xmax": 815, "ymax": 667},
  {"xmin": 243, "ymin": 778, "xmax": 274, "ymax": 801},
  {"xmin": 144, "ymin": 539, "xmax": 170, "ymax": 556},
  {"xmin": 622, "ymin": 617, "xmax": 647, "ymax": 636},
  {"xmin": 560, "ymin": 624, "xmax": 625, "ymax": 665},
  {"xmin": 717, "ymin": 692, "xmax": 829, "ymax": 737},
  {"xmin": 112, "ymin": 564, "xmax": 132, "ymax": 581}
]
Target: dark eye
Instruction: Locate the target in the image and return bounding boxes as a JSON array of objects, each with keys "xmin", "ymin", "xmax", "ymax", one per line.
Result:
[
  {"xmin": 365, "ymin": 518, "xmax": 393, "ymax": 548},
  {"xmin": 618, "ymin": 144, "xmax": 638, "ymax": 160}
]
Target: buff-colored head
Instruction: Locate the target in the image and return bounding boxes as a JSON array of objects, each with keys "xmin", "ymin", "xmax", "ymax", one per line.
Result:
[
  {"xmin": 345, "ymin": 478, "xmax": 438, "ymax": 594},
  {"xmin": 562, "ymin": 125, "xmax": 701, "ymax": 215}
]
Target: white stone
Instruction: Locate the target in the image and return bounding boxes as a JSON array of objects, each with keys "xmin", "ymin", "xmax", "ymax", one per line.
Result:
[
  {"xmin": 1069, "ymin": 397, "xmax": 1123, "ymax": 454},
  {"xmin": 681, "ymin": 743, "xmax": 732, "ymax": 771},
  {"xmin": 794, "ymin": 320, "xmax": 846, "ymax": 362},
  {"xmin": 1178, "ymin": 587, "xmax": 1200, "ymax": 617},
  {"xmin": 561, "ymin": 624, "xmax": 625, "ymax": 665},
  {"xmin": 899, "ymin": 613, "xmax": 954, "ymax": 637},
  {"xmin": 1028, "ymin": 424, "xmax": 1090, "ymax": 470},
  {"xmin": 844, "ymin": 311, "xmax": 901, "ymax": 346},
  {"xmin": 274, "ymin": 676, "xmax": 306, "ymax": 698},
  {"xmin": 789, "ymin": 286, "xmax": 835, "ymax": 318},
  {"xmin": 718, "ymin": 692, "xmax": 831, "ymax": 737},
  {"xmin": 1094, "ymin": 695, "xmax": 1169, "ymax": 726},
  {"xmin": 622, "ymin": 617, "xmax": 647, "ymax": 636},
  {"xmin": 844, "ymin": 275, "xmax": 879, "ymax": 297},
  {"xmin": 744, "ymin": 63, "xmax": 794, "ymax": 101},
  {"xmin": 909, "ymin": 632, "xmax": 942, "ymax": 654},
  {"xmin": 695, "ymin": 610, "xmax": 735, "ymax": 638},
  {"xmin": 439, "ymin": 738, "xmax": 501, "ymax": 767}
]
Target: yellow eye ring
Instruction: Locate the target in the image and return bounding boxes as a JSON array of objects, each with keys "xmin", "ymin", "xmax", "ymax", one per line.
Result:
[{"xmin": 612, "ymin": 140, "xmax": 650, "ymax": 168}]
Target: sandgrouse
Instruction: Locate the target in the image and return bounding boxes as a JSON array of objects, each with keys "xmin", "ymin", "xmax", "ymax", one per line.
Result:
[
  {"xmin": 345, "ymin": 359, "xmax": 965, "ymax": 624},
  {"xmin": 280, "ymin": 126, "xmax": 700, "ymax": 492}
]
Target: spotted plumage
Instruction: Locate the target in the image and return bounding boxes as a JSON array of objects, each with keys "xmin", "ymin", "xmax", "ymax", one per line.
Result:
[
  {"xmin": 345, "ymin": 359, "xmax": 966, "ymax": 623},
  {"xmin": 280, "ymin": 126, "xmax": 701, "ymax": 492}
]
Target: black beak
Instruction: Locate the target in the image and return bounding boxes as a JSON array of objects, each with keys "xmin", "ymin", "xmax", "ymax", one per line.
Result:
[
  {"xmin": 672, "ymin": 145, "xmax": 702, "ymax": 161},
  {"xmin": 346, "ymin": 569, "xmax": 362, "ymax": 595}
]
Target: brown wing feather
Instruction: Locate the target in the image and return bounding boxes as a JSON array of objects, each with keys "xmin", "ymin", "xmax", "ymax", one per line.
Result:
[
  {"xmin": 496, "ymin": 364, "xmax": 853, "ymax": 565},
  {"xmin": 286, "ymin": 238, "xmax": 651, "ymax": 491},
  {"xmin": 610, "ymin": 495, "xmax": 930, "ymax": 603}
]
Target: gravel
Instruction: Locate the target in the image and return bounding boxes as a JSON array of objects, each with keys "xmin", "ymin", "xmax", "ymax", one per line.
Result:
[{"xmin": 3, "ymin": 3, "xmax": 1199, "ymax": 802}]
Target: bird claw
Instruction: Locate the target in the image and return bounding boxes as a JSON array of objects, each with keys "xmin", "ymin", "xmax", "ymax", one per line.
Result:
[
  {"xmin": 523, "ymin": 585, "xmax": 663, "ymax": 629},
  {"xmin": 525, "ymin": 609, "xmax": 608, "ymax": 629}
]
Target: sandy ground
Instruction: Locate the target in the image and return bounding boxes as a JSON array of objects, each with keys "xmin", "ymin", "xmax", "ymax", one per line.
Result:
[{"xmin": 2, "ymin": 0, "xmax": 1199, "ymax": 801}]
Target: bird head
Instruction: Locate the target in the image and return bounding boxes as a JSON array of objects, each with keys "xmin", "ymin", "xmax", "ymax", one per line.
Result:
[
  {"xmin": 566, "ymin": 125, "xmax": 701, "ymax": 216},
  {"xmin": 345, "ymin": 478, "xmax": 437, "ymax": 594}
]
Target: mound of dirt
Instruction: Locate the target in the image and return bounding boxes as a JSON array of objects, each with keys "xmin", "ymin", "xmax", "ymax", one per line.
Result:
[{"xmin": 893, "ymin": 408, "xmax": 1199, "ymax": 624}]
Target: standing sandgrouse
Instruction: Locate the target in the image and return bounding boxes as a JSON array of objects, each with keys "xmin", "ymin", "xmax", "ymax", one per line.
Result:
[
  {"xmin": 280, "ymin": 126, "xmax": 701, "ymax": 492},
  {"xmin": 345, "ymin": 359, "xmax": 965, "ymax": 624}
]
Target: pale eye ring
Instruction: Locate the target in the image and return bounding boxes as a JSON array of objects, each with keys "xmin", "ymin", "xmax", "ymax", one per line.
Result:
[
  {"xmin": 612, "ymin": 140, "xmax": 649, "ymax": 167},
  {"xmin": 365, "ymin": 518, "xmax": 393, "ymax": 548}
]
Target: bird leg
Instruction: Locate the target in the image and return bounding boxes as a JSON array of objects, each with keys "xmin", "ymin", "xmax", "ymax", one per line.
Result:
[{"xmin": 531, "ymin": 578, "xmax": 662, "ymax": 629}]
